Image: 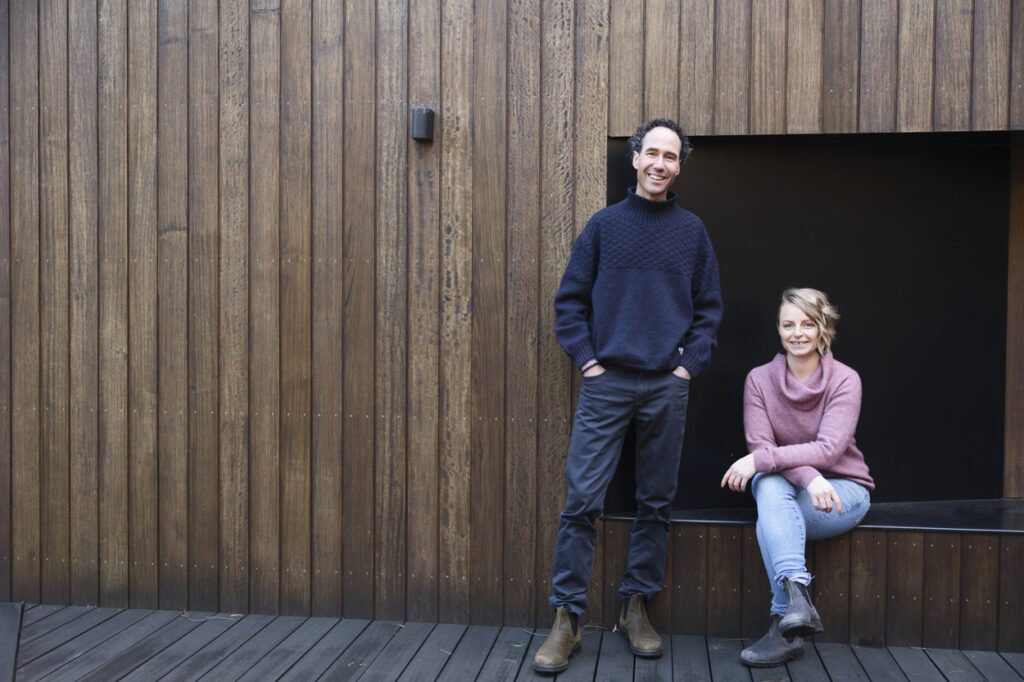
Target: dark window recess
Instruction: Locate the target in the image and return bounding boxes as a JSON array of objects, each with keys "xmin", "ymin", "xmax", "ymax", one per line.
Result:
[{"xmin": 604, "ymin": 132, "xmax": 1009, "ymax": 512}]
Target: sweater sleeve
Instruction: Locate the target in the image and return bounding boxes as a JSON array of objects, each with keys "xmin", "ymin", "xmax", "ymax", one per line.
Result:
[
  {"xmin": 752, "ymin": 372, "xmax": 862, "ymax": 474},
  {"xmin": 554, "ymin": 226, "xmax": 599, "ymax": 368},
  {"xmin": 745, "ymin": 373, "xmax": 823, "ymax": 488},
  {"xmin": 678, "ymin": 228, "xmax": 722, "ymax": 377}
]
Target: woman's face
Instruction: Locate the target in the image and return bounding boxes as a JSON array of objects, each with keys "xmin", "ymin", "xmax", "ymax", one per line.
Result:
[{"xmin": 778, "ymin": 302, "xmax": 820, "ymax": 358}]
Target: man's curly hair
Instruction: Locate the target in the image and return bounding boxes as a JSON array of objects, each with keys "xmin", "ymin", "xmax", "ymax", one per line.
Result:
[{"xmin": 628, "ymin": 118, "xmax": 693, "ymax": 164}]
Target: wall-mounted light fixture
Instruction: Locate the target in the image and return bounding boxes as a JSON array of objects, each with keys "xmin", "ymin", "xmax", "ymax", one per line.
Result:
[{"xmin": 411, "ymin": 107, "xmax": 434, "ymax": 142}]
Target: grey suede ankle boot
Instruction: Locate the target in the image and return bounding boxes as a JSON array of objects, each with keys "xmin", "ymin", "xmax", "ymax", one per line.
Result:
[
  {"xmin": 740, "ymin": 614, "xmax": 804, "ymax": 667},
  {"xmin": 779, "ymin": 578, "xmax": 824, "ymax": 637}
]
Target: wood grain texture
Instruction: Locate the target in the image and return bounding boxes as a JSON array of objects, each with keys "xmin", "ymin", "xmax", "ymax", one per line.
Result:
[
  {"xmin": 608, "ymin": 0, "xmax": 643, "ymax": 136},
  {"xmin": 342, "ymin": 0, "xmax": 376, "ymax": 620},
  {"xmin": 933, "ymin": 0, "xmax": 973, "ymax": 131},
  {"xmin": 714, "ymin": 0, "xmax": 751, "ymax": 134},
  {"xmin": 97, "ymin": 0, "xmax": 129, "ymax": 609},
  {"xmin": 279, "ymin": 0, "xmax": 312, "ymax": 616},
  {"xmin": 1009, "ymin": 144, "xmax": 1024, "ymax": 499},
  {"xmin": 127, "ymin": 0, "xmax": 159, "ymax": 609},
  {"xmin": 218, "ymin": 0, "xmax": 250, "ymax": 615},
  {"xmin": 644, "ymin": 0, "xmax": 679, "ymax": 120},
  {"xmin": 813, "ymin": 534, "xmax": 850, "ymax": 644},
  {"xmin": 249, "ymin": 0, "xmax": 282, "ymax": 615},
  {"xmin": 577, "ymin": 0, "xmax": 609, "ymax": 629},
  {"xmin": 959, "ymin": 534, "xmax": 998, "ymax": 650},
  {"xmin": 823, "ymin": 0, "xmax": 861, "ymax": 133},
  {"xmin": 859, "ymin": 0, "xmax": 898, "ymax": 131},
  {"xmin": 376, "ymin": 0, "xmax": 408, "ymax": 622},
  {"xmin": 0, "ymin": 0, "xmax": 11, "ymax": 603},
  {"xmin": 787, "ymin": 0, "xmax": 824, "ymax": 133},
  {"xmin": 39, "ymin": 0, "xmax": 71, "ymax": 607},
  {"xmin": 157, "ymin": 0, "xmax": 190, "ymax": 610},
  {"xmin": 849, "ymin": 529, "xmax": 886, "ymax": 647},
  {"xmin": 672, "ymin": 525, "xmax": 707, "ymax": 634},
  {"xmin": 1012, "ymin": 0, "xmax": 1024, "ymax": 128},
  {"xmin": 885, "ymin": 531, "xmax": 923, "ymax": 647},
  {"xmin": 679, "ymin": 0, "xmax": 715, "ymax": 135},
  {"xmin": 503, "ymin": 0, "xmax": 541, "ymax": 628},
  {"xmin": 406, "ymin": 0, "xmax": 441, "ymax": 625},
  {"xmin": 188, "ymin": 0, "xmax": 221, "ymax": 613},
  {"xmin": 750, "ymin": 0, "xmax": 787, "ymax": 134},
  {"xmin": 999, "ymin": 534, "xmax": 1024, "ymax": 652},
  {"xmin": 972, "ymin": 0, "xmax": 1011, "ymax": 130},
  {"xmin": 922, "ymin": 532, "xmax": 960, "ymax": 648},
  {"xmin": 310, "ymin": 0, "xmax": 343, "ymax": 618},
  {"xmin": 740, "ymin": 524, "xmax": 769, "ymax": 639},
  {"xmin": 535, "ymin": 0, "xmax": 575, "ymax": 622},
  {"xmin": 706, "ymin": 527, "xmax": 742, "ymax": 637},
  {"xmin": 69, "ymin": 0, "xmax": 102, "ymax": 606},
  {"xmin": 897, "ymin": 0, "xmax": 935, "ymax": 132}
]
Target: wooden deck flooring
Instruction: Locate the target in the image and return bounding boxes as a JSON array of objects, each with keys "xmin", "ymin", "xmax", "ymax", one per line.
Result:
[{"xmin": 10, "ymin": 603, "xmax": 1024, "ymax": 681}]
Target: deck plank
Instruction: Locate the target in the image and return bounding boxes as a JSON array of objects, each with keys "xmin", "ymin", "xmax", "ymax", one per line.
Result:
[
  {"xmin": 635, "ymin": 634, "xmax": 673, "ymax": 681},
  {"xmin": 235, "ymin": 616, "xmax": 339, "ymax": 681},
  {"xmin": 317, "ymin": 619, "xmax": 402, "ymax": 681},
  {"xmin": 74, "ymin": 612, "xmax": 208, "ymax": 681},
  {"xmin": 594, "ymin": 627, "xmax": 634, "ymax": 681},
  {"xmin": 356, "ymin": 621, "xmax": 436, "ymax": 681},
  {"xmin": 161, "ymin": 614, "xmax": 276, "ymax": 681},
  {"xmin": 816, "ymin": 642, "xmax": 869, "ymax": 680},
  {"xmin": 1001, "ymin": 652, "xmax": 1024, "ymax": 677},
  {"xmin": 707, "ymin": 638, "xmax": 750, "ymax": 682},
  {"xmin": 40, "ymin": 610, "xmax": 179, "ymax": 682},
  {"xmin": 0, "ymin": 603, "xmax": 22, "ymax": 682},
  {"xmin": 888, "ymin": 646, "xmax": 944, "ymax": 680},
  {"xmin": 785, "ymin": 641, "xmax": 829, "ymax": 682},
  {"xmin": 117, "ymin": 614, "xmax": 245, "ymax": 681},
  {"xmin": 16, "ymin": 606, "xmax": 120, "ymax": 665},
  {"xmin": 20, "ymin": 604, "xmax": 63, "ymax": 626},
  {"xmin": 473, "ymin": 625, "xmax": 532, "ymax": 681},
  {"xmin": 849, "ymin": 645, "xmax": 908, "ymax": 681},
  {"xmin": 19, "ymin": 605, "xmax": 92, "ymax": 643},
  {"xmin": 17, "ymin": 609, "xmax": 149, "ymax": 680},
  {"xmin": 277, "ymin": 618, "xmax": 371, "ymax": 682},
  {"xmin": 923, "ymin": 648, "xmax": 984, "ymax": 681},
  {"xmin": 962, "ymin": 650, "xmax": 1024, "ymax": 680},
  {"xmin": 435, "ymin": 625, "xmax": 500, "ymax": 681},
  {"xmin": 192, "ymin": 615, "xmax": 306, "ymax": 681},
  {"xmin": 512, "ymin": 629, "xmax": 546, "ymax": 681},
  {"xmin": 672, "ymin": 634, "xmax": 712, "ymax": 681},
  {"xmin": 395, "ymin": 623, "xmax": 466, "ymax": 682}
]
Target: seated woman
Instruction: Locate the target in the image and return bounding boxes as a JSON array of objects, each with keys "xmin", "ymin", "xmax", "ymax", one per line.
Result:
[{"xmin": 721, "ymin": 288, "xmax": 874, "ymax": 668}]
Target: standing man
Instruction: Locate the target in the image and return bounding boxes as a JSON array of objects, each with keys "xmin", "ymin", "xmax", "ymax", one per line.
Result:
[{"xmin": 534, "ymin": 119, "xmax": 722, "ymax": 674}]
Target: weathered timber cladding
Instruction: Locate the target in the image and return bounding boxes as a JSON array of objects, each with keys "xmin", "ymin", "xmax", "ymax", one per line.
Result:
[{"xmin": 0, "ymin": 1, "xmax": 1021, "ymax": 640}]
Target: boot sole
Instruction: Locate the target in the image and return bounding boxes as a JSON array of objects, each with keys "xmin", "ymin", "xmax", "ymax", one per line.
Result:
[
  {"xmin": 740, "ymin": 646, "xmax": 804, "ymax": 668},
  {"xmin": 532, "ymin": 641, "xmax": 581, "ymax": 674},
  {"xmin": 779, "ymin": 619, "xmax": 824, "ymax": 638}
]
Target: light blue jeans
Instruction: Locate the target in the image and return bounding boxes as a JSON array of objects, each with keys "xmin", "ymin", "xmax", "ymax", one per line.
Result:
[{"xmin": 751, "ymin": 473, "xmax": 871, "ymax": 616}]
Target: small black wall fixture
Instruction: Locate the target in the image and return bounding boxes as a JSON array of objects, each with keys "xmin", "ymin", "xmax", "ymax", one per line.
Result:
[{"xmin": 411, "ymin": 107, "xmax": 434, "ymax": 142}]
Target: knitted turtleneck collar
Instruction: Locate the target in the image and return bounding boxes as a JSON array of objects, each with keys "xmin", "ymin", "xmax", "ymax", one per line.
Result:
[
  {"xmin": 625, "ymin": 186, "xmax": 678, "ymax": 211},
  {"xmin": 770, "ymin": 351, "xmax": 835, "ymax": 411}
]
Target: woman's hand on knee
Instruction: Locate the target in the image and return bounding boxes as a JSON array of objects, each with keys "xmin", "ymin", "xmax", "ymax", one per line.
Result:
[
  {"xmin": 721, "ymin": 454, "xmax": 757, "ymax": 492},
  {"xmin": 806, "ymin": 476, "xmax": 843, "ymax": 513}
]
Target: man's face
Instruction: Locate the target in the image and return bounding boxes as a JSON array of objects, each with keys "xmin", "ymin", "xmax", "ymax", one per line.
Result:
[{"xmin": 632, "ymin": 126, "xmax": 682, "ymax": 201}]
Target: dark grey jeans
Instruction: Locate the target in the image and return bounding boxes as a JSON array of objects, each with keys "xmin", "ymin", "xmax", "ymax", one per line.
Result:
[{"xmin": 549, "ymin": 367, "xmax": 689, "ymax": 616}]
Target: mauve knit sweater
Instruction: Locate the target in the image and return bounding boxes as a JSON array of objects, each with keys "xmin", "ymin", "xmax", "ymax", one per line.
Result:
[{"xmin": 746, "ymin": 352, "xmax": 875, "ymax": 491}]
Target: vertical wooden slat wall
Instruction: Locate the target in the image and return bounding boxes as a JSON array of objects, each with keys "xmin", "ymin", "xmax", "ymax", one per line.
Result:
[{"xmin": 0, "ymin": 0, "xmax": 1021, "ymax": 630}]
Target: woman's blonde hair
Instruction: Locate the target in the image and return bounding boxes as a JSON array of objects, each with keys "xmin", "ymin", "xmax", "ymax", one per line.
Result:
[{"xmin": 778, "ymin": 287, "xmax": 840, "ymax": 355}]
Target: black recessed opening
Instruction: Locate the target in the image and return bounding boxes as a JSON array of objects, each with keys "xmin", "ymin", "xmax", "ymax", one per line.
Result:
[{"xmin": 604, "ymin": 132, "xmax": 1009, "ymax": 512}]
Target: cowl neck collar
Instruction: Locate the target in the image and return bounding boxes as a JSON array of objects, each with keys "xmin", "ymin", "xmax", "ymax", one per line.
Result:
[{"xmin": 771, "ymin": 351, "xmax": 834, "ymax": 411}]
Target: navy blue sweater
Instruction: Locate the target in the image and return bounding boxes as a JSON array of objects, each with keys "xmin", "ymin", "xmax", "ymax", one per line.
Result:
[{"xmin": 554, "ymin": 188, "xmax": 723, "ymax": 376}]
